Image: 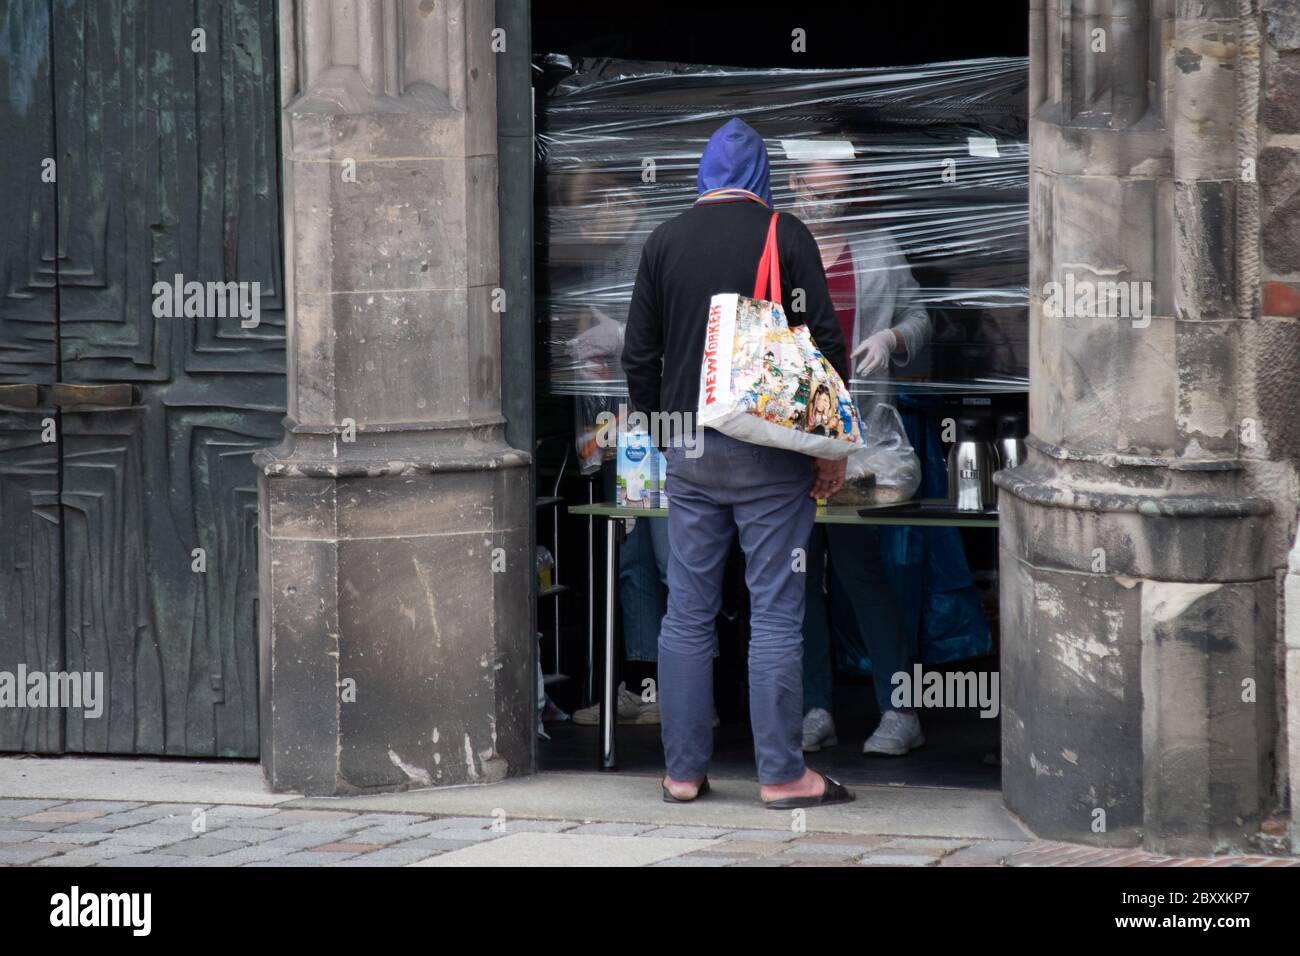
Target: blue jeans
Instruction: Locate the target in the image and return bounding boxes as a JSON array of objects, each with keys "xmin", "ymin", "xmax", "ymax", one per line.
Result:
[
  {"xmin": 602, "ymin": 463, "xmax": 668, "ymax": 662},
  {"xmin": 621, "ymin": 518, "xmax": 669, "ymax": 661},
  {"xmin": 802, "ymin": 523, "xmax": 910, "ymax": 714},
  {"xmin": 659, "ymin": 430, "xmax": 816, "ymax": 786}
]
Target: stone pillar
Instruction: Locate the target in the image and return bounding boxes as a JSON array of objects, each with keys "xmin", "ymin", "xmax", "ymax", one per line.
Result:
[
  {"xmin": 1259, "ymin": 0, "xmax": 1300, "ymax": 853},
  {"xmin": 1001, "ymin": 0, "xmax": 1290, "ymax": 854},
  {"xmin": 256, "ymin": 0, "xmax": 532, "ymax": 796}
]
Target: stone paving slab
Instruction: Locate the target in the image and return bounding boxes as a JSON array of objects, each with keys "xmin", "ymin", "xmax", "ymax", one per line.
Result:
[
  {"xmin": 327, "ymin": 846, "xmax": 437, "ymax": 866},
  {"xmin": 0, "ymin": 796, "xmax": 1292, "ymax": 867},
  {"xmin": 644, "ymin": 825, "xmax": 736, "ymax": 840},
  {"xmin": 387, "ymin": 835, "xmax": 483, "ymax": 852},
  {"xmin": 410, "ymin": 832, "xmax": 719, "ymax": 867},
  {"xmin": 415, "ymin": 826, "xmax": 500, "ymax": 843},
  {"xmin": 565, "ymin": 821, "xmax": 659, "ymax": 837},
  {"xmin": 203, "ymin": 844, "xmax": 299, "ymax": 866},
  {"xmin": 938, "ymin": 840, "xmax": 1030, "ymax": 866},
  {"xmin": 858, "ymin": 852, "xmax": 942, "ymax": 866},
  {"xmin": 47, "ymin": 841, "xmax": 146, "ymax": 861},
  {"xmin": 347, "ymin": 824, "xmax": 440, "ymax": 844},
  {"xmin": 103, "ymin": 827, "xmax": 198, "ymax": 848},
  {"xmin": 99, "ymin": 854, "xmax": 191, "ymax": 868},
  {"xmin": 283, "ymin": 773, "xmax": 1033, "ymax": 840},
  {"xmin": 775, "ymin": 847, "xmax": 861, "ymax": 863},
  {"xmin": 0, "ymin": 844, "xmax": 69, "ymax": 864},
  {"xmin": 496, "ymin": 819, "xmax": 579, "ymax": 834},
  {"xmin": 652, "ymin": 855, "xmax": 739, "ymax": 866},
  {"xmin": 57, "ymin": 801, "xmax": 146, "ymax": 814},
  {"xmin": 0, "ymin": 799, "xmax": 65, "ymax": 816},
  {"xmin": 165, "ymin": 838, "xmax": 250, "ymax": 858},
  {"xmin": 714, "ymin": 829, "xmax": 798, "ymax": 843},
  {"xmin": 32, "ymin": 832, "xmax": 111, "ymax": 845},
  {"xmin": 21, "ymin": 809, "xmax": 108, "ymax": 824},
  {"xmin": 0, "ymin": 820, "xmax": 63, "ymax": 832},
  {"xmin": 0, "ymin": 758, "xmax": 292, "ymax": 807}
]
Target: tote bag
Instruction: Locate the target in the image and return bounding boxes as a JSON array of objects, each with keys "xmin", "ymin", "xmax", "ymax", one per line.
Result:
[{"xmin": 696, "ymin": 212, "xmax": 861, "ymax": 459}]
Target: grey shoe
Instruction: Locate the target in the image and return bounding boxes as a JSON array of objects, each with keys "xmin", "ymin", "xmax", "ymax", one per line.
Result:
[
  {"xmin": 801, "ymin": 707, "xmax": 838, "ymax": 752},
  {"xmin": 571, "ymin": 682, "xmax": 659, "ymax": 726},
  {"xmin": 623, "ymin": 683, "xmax": 661, "ymax": 725},
  {"xmin": 862, "ymin": 709, "xmax": 924, "ymax": 756}
]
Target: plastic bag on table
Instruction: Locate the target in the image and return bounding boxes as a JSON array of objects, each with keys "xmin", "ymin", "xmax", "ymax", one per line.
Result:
[
  {"xmin": 829, "ymin": 402, "xmax": 920, "ymax": 505},
  {"xmin": 575, "ymin": 393, "xmax": 619, "ymax": 475}
]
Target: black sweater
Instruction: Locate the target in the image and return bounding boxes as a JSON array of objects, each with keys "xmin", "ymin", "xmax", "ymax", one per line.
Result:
[{"xmin": 621, "ymin": 201, "xmax": 849, "ymax": 427}]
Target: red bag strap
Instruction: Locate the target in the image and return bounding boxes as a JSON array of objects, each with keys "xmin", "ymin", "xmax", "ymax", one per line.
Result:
[{"xmin": 752, "ymin": 212, "xmax": 782, "ymax": 306}]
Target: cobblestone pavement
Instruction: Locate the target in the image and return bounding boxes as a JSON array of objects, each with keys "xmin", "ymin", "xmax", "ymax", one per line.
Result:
[{"xmin": 0, "ymin": 799, "xmax": 1295, "ymax": 867}]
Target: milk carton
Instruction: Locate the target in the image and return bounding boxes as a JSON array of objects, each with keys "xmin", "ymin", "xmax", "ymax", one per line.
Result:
[{"xmin": 617, "ymin": 429, "xmax": 663, "ymax": 508}]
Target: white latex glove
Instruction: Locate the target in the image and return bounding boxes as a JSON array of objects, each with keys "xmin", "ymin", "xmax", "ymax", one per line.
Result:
[
  {"xmin": 568, "ymin": 307, "xmax": 625, "ymax": 363},
  {"xmin": 853, "ymin": 329, "xmax": 897, "ymax": 376}
]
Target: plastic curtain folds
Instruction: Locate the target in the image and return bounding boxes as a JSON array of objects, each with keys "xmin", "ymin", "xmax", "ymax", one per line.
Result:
[{"xmin": 535, "ymin": 55, "xmax": 1029, "ymax": 402}]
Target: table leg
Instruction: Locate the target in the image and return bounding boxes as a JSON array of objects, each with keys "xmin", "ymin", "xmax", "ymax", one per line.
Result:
[
  {"xmin": 586, "ymin": 478, "xmax": 595, "ymax": 706},
  {"xmin": 599, "ymin": 517, "xmax": 620, "ymax": 770}
]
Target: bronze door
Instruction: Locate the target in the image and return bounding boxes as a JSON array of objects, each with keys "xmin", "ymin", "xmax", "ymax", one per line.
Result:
[{"xmin": 0, "ymin": 0, "xmax": 285, "ymax": 756}]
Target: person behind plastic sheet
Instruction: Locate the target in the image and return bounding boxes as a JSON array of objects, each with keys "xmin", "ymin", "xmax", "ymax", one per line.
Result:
[
  {"xmin": 788, "ymin": 154, "xmax": 932, "ymax": 757},
  {"xmin": 621, "ymin": 117, "xmax": 854, "ymax": 807},
  {"xmin": 552, "ymin": 167, "xmax": 668, "ymax": 726}
]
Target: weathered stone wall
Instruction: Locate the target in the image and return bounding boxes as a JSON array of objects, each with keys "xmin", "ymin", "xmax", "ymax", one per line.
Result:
[
  {"xmin": 1257, "ymin": 0, "xmax": 1300, "ymax": 853},
  {"xmin": 257, "ymin": 0, "xmax": 531, "ymax": 796},
  {"xmin": 1004, "ymin": 0, "xmax": 1292, "ymax": 854}
]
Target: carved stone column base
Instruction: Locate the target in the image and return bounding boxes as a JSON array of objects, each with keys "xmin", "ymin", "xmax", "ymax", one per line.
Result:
[
  {"xmin": 997, "ymin": 446, "xmax": 1276, "ymax": 854},
  {"xmin": 257, "ymin": 424, "xmax": 530, "ymax": 796}
]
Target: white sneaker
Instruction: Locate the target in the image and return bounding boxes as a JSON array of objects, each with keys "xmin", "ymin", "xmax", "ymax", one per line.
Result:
[
  {"xmin": 801, "ymin": 707, "xmax": 839, "ymax": 752},
  {"xmin": 622, "ymin": 683, "xmax": 661, "ymax": 725},
  {"xmin": 862, "ymin": 709, "xmax": 924, "ymax": 756},
  {"xmin": 571, "ymin": 682, "xmax": 661, "ymax": 726}
]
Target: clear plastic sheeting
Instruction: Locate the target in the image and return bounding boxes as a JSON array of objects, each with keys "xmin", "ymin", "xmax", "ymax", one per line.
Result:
[{"xmin": 535, "ymin": 56, "xmax": 1029, "ymax": 400}]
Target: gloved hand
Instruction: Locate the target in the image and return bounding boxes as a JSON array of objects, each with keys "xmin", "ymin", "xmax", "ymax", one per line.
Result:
[
  {"xmin": 853, "ymin": 329, "xmax": 897, "ymax": 376},
  {"xmin": 568, "ymin": 307, "xmax": 625, "ymax": 363}
]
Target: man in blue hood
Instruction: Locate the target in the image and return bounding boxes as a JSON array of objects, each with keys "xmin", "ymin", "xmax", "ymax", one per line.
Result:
[{"xmin": 622, "ymin": 118, "xmax": 855, "ymax": 808}]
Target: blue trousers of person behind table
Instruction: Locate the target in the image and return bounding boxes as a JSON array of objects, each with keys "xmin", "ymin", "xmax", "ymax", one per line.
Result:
[
  {"xmin": 802, "ymin": 523, "xmax": 910, "ymax": 715},
  {"xmin": 659, "ymin": 430, "xmax": 816, "ymax": 786}
]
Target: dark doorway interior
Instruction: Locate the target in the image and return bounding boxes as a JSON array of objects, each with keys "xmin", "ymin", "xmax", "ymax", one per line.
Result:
[
  {"xmin": 532, "ymin": 3, "xmax": 1029, "ymax": 69},
  {"xmin": 542, "ymin": 665, "xmax": 1002, "ymax": 791},
  {"xmin": 530, "ymin": 4, "xmax": 1026, "ymax": 789}
]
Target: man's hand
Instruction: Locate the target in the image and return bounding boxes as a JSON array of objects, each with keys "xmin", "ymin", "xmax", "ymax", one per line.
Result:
[
  {"xmin": 853, "ymin": 328, "xmax": 897, "ymax": 376},
  {"xmin": 810, "ymin": 457, "xmax": 847, "ymax": 500}
]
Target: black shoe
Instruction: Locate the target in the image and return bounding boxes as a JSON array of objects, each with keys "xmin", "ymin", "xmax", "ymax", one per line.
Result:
[
  {"xmin": 762, "ymin": 771, "xmax": 855, "ymax": 809},
  {"xmin": 662, "ymin": 776, "xmax": 710, "ymax": 803}
]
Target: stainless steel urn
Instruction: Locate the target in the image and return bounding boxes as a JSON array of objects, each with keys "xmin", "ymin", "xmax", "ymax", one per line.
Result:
[{"xmin": 947, "ymin": 416, "xmax": 997, "ymax": 512}]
